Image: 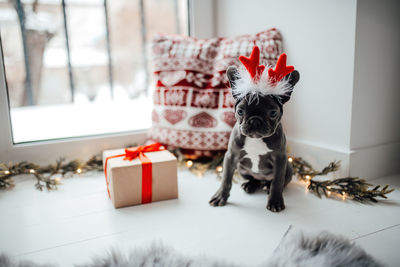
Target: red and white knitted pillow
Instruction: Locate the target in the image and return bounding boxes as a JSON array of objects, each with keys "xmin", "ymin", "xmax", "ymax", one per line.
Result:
[{"xmin": 149, "ymin": 28, "xmax": 283, "ymax": 155}]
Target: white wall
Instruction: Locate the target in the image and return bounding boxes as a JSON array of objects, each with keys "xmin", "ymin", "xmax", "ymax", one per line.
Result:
[
  {"xmin": 191, "ymin": 0, "xmax": 400, "ymax": 178},
  {"xmin": 211, "ymin": 0, "xmax": 358, "ymax": 173},
  {"xmin": 350, "ymin": 0, "xmax": 400, "ymax": 178},
  {"xmin": 352, "ymin": 0, "xmax": 400, "ymax": 149}
]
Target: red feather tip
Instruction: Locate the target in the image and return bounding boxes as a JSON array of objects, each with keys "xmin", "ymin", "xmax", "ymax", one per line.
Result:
[
  {"xmin": 239, "ymin": 46, "xmax": 265, "ymax": 81},
  {"xmin": 267, "ymin": 53, "xmax": 294, "ymax": 84}
]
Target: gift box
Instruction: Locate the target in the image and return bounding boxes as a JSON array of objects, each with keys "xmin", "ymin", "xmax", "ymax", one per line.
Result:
[{"xmin": 103, "ymin": 143, "xmax": 178, "ymax": 208}]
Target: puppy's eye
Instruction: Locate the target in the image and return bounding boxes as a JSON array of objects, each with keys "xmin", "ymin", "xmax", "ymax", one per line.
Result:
[
  {"xmin": 237, "ymin": 109, "xmax": 244, "ymax": 116},
  {"xmin": 269, "ymin": 110, "xmax": 278, "ymax": 118}
]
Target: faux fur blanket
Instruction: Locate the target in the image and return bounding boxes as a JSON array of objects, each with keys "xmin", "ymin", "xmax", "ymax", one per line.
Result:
[{"xmin": 0, "ymin": 230, "xmax": 382, "ymax": 267}]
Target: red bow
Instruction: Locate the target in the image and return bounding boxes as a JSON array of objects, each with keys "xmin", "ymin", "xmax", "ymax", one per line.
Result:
[
  {"xmin": 123, "ymin": 143, "xmax": 165, "ymax": 161},
  {"xmin": 104, "ymin": 143, "xmax": 165, "ymax": 204}
]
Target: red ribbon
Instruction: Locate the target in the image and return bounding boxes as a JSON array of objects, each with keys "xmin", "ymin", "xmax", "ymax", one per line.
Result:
[{"xmin": 104, "ymin": 143, "xmax": 165, "ymax": 204}]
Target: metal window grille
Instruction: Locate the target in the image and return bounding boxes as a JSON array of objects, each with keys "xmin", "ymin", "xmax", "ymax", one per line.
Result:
[{"xmin": 12, "ymin": 0, "xmax": 183, "ymax": 105}]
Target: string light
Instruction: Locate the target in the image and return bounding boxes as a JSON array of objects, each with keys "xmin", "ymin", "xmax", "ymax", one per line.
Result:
[
  {"xmin": 54, "ymin": 177, "xmax": 62, "ymax": 184},
  {"xmin": 305, "ymin": 175, "xmax": 311, "ymax": 180},
  {"xmin": 0, "ymin": 155, "xmax": 104, "ymax": 191},
  {"xmin": 186, "ymin": 160, "xmax": 193, "ymax": 168},
  {"xmin": 326, "ymin": 186, "xmax": 332, "ymax": 196},
  {"xmin": 216, "ymin": 166, "xmax": 223, "ymax": 172},
  {"xmin": 342, "ymin": 191, "xmax": 346, "ymax": 200},
  {"xmin": 288, "ymin": 157, "xmax": 293, "ymax": 163}
]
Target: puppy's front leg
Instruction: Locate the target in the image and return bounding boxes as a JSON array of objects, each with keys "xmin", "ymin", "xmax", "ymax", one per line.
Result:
[
  {"xmin": 209, "ymin": 152, "xmax": 237, "ymax": 206},
  {"xmin": 267, "ymin": 153, "xmax": 287, "ymax": 212}
]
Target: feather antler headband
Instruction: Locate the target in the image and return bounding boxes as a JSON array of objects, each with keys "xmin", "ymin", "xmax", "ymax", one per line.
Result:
[{"xmin": 233, "ymin": 46, "xmax": 295, "ymax": 100}]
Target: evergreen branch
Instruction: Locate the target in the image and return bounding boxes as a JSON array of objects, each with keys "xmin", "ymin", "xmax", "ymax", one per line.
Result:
[
  {"xmin": 290, "ymin": 157, "xmax": 394, "ymax": 203},
  {"xmin": 0, "ymin": 147, "xmax": 395, "ymax": 205},
  {"xmin": 0, "ymin": 156, "xmax": 103, "ymax": 191}
]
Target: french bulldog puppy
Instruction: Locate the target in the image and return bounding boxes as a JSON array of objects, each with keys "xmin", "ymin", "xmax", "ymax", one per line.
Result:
[{"xmin": 209, "ymin": 53, "xmax": 300, "ymax": 212}]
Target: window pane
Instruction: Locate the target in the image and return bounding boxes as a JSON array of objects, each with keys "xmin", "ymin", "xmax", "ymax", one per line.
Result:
[
  {"xmin": 0, "ymin": 1, "xmax": 26, "ymax": 108},
  {"xmin": 33, "ymin": 0, "xmax": 71, "ymax": 105},
  {"xmin": 1, "ymin": 0, "xmax": 187, "ymax": 143},
  {"xmin": 108, "ymin": 0, "xmax": 145, "ymax": 99}
]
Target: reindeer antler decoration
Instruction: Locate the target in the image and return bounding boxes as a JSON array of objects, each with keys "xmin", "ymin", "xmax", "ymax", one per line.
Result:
[
  {"xmin": 268, "ymin": 53, "xmax": 294, "ymax": 85},
  {"xmin": 239, "ymin": 46, "xmax": 265, "ymax": 81},
  {"xmin": 232, "ymin": 46, "xmax": 296, "ymax": 100},
  {"xmin": 239, "ymin": 46, "xmax": 294, "ymax": 85}
]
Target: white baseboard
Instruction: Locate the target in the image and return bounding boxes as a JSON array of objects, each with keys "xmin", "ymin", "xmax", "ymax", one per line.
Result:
[
  {"xmin": 287, "ymin": 138, "xmax": 400, "ymax": 180},
  {"xmin": 286, "ymin": 138, "xmax": 351, "ymax": 178},
  {"xmin": 350, "ymin": 142, "xmax": 400, "ymax": 180}
]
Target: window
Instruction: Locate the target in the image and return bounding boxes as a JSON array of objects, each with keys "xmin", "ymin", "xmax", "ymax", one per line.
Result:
[{"xmin": 0, "ymin": 0, "xmax": 188, "ymax": 144}]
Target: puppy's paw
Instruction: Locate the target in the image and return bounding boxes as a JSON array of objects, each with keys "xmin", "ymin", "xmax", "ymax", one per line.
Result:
[
  {"xmin": 267, "ymin": 196, "xmax": 285, "ymax": 212},
  {"xmin": 209, "ymin": 190, "xmax": 229, "ymax": 207},
  {"xmin": 241, "ymin": 180, "xmax": 260, "ymax": 194}
]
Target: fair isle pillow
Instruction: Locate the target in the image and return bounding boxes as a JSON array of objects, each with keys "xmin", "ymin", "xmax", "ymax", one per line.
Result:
[{"xmin": 149, "ymin": 28, "xmax": 283, "ymax": 156}]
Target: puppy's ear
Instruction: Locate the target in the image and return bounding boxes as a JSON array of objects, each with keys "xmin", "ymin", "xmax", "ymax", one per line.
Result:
[
  {"xmin": 287, "ymin": 70, "xmax": 300, "ymax": 87},
  {"xmin": 226, "ymin": 66, "xmax": 240, "ymax": 100},
  {"xmin": 279, "ymin": 70, "xmax": 300, "ymax": 104}
]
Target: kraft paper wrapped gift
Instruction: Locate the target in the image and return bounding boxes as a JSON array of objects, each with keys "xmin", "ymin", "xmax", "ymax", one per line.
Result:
[{"xmin": 103, "ymin": 144, "xmax": 178, "ymax": 208}]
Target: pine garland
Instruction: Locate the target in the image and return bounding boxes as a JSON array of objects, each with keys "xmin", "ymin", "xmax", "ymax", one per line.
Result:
[
  {"xmin": 0, "ymin": 156, "xmax": 102, "ymax": 191},
  {"xmin": 0, "ymin": 150, "xmax": 394, "ymax": 203},
  {"xmin": 290, "ymin": 157, "xmax": 394, "ymax": 202},
  {"xmin": 171, "ymin": 149, "xmax": 225, "ymax": 177},
  {"xmin": 177, "ymin": 153, "xmax": 394, "ymax": 203}
]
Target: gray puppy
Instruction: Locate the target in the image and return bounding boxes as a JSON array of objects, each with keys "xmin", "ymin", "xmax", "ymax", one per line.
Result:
[{"xmin": 209, "ymin": 49, "xmax": 300, "ymax": 212}]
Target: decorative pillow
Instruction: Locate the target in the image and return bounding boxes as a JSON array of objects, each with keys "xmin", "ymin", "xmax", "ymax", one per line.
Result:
[{"xmin": 149, "ymin": 28, "xmax": 283, "ymax": 156}]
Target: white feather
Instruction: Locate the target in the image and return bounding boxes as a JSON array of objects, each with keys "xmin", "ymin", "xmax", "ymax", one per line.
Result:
[{"xmin": 232, "ymin": 65, "xmax": 292, "ymax": 102}]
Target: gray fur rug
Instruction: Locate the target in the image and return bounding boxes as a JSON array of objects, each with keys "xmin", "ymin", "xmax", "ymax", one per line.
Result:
[{"xmin": 0, "ymin": 229, "xmax": 382, "ymax": 267}]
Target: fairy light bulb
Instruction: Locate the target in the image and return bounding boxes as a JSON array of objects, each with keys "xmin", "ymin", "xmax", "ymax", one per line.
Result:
[
  {"xmin": 305, "ymin": 175, "xmax": 311, "ymax": 180},
  {"xmin": 342, "ymin": 191, "xmax": 346, "ymax": 200},
  {"xmin": 326, "ymin": 186, "xmax": 332, "ymax": 196},
  {"xmin": 29, "ymin": 169, "xmax": 35, "ymax": 174},
  {"xmin": 186, "ymin": 160, "xmax": 193, "ymax": 168},
  {"xmin": 4, "ymin": 170, "xmax": 10, "ymax": 175},
  {"xmin": 76, "ymin": 168, "xmax": 82, "ymax": 174},
  {"xmin": 288, "ymin": 157, "xmax": 293, "ymax": 163},
  {"xmin": 216, "ymin": 166, "xmax": 223, "ymax": 172}
]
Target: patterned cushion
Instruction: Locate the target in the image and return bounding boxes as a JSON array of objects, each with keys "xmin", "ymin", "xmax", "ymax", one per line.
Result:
[{"xmin": 149, "ymin": 28, "xmax": 283, "ymax": 154}]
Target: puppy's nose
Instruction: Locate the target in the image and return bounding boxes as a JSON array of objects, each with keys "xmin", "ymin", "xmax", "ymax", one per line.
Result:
[{"xmin": 249, "ymin": 117, "xmax": 262, "ymax": 128}]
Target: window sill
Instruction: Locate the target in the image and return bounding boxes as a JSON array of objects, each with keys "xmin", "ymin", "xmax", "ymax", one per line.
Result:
[{"xmin": 10, "ymin": 96, "xmax": 152, "ymax": 144}]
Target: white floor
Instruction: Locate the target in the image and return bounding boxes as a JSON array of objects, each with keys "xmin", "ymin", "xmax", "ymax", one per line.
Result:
[{"xmin": 0, "ymin": 170, "xmax": 399, "ymax": 266}]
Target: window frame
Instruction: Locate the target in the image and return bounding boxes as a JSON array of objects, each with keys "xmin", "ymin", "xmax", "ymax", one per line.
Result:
[
  {"xmin": 0, "ymin": 41, "xmax": 148, "ymax": 164},
  {"xmin": 0, "ymin": 0, "xmax": 194, "ymax": 164}
]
